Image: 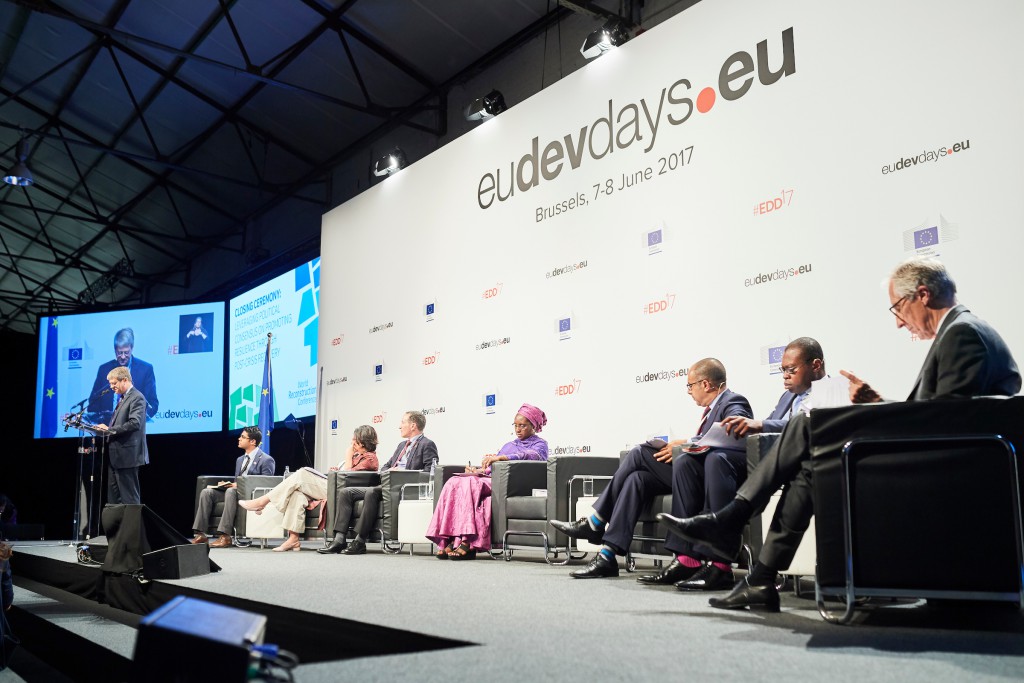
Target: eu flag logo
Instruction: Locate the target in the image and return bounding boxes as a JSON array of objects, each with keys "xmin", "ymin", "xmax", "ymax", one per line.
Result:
[
  {"xmin": 768, "ymin": 346, "xmax": 785, "ymax": 364},
  {"xmin": 485, "ymin": 394, "xmax": 496, "ymax": 407},
  {"xmin": 375, "ymin": 364, "xmax": 383, "ymax": 376},
  {"xmin": 647, "ymin": 230, "xmax": 662, "ymax": 246},
  {"xmin": 559, "ymin": 318, "xmax": 571, "ymax": 333},
  {"xmin": 68, "ymin": 348, "xmax": 82, "ymax": 361},
  {"xmin": 425, "ymin": 303, "xmax": 435, "ymax": 316},
  {"xmin": 914, "ymin": 227, "xmax": 938, "ymax": 248},
  {"xmin": 331, "ymin": 420, "xmax": 338, "ymax": 429}
]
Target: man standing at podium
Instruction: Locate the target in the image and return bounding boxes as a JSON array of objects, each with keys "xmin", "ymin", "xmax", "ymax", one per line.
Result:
[{"xmin": 95, "ymin": 366, "xmax": 149, "ymax": 505}]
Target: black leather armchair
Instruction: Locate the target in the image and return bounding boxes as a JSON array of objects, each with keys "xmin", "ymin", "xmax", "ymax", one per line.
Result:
[
  {"xmin": 491, "ymin": 456, "xmax": 622, "ymax": 563},
  {"xmin": 193, "ymin": 474, "xmax": 322, "ymax": 543},
  {"xmin": 810, "ymin": 396, "xmax": 1024, "ymax": 623},
  {"xmin": 325, "ymin": 469, "xmax": 429, "ymax": 551},
  {"xmin": 324, "ymin": 470, "xmax": 380, "ymax": 540}
]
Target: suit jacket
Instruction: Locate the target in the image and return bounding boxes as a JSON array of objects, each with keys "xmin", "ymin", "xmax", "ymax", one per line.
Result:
[
  {"xmin": 106, "ymin": 386, "xmax": 149, "ymax": 469},
  {"xmin": 235, "ymin": 448, "xmax": 275, "ymax": 477},
  {"xmin": 89, "ymin": 357, "xmax": 159, "ymax": 419},
  {"xmin": 908, "ymin": 305, "xmax": 1021, "ymax": 400},
  {"xmin": 697, "ymin": 388, "xmax": 754, "ymax": 448},
  {"xmin": 762, "ymin": 391, "xmax": 798, "ymax": 434},
  {"xmin": 382, "ymin": 435, "xmax": 439, "ymax": 472}
]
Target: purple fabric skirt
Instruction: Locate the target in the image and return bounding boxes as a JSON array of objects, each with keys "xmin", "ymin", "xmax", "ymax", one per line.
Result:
[{"xmin": 425, "ymin": 474, "xmax": 493, "ymax": 551}]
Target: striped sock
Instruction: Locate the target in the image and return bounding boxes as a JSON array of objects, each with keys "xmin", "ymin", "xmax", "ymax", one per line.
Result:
[
  {"xmin": 677, "ymin": 554, "xmax": 702, "ymax": 568},
  {"xmin": 599, "ymin": 546, "xmax": 616, "ymax": 560},
  {"xmin": 588, "ymin": 514, "xmax": 605, "ymax": 531}
]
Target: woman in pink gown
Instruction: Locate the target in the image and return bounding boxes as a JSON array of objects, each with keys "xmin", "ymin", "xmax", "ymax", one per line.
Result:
[{"xmin": 426, "ymin": 403, "xmax": 548, "ymax": 560}]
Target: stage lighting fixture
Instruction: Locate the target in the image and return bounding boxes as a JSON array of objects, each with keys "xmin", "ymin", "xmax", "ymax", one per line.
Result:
[
  {"xmin": 373, "ymin": 147, "xmax": 407, "ymax": 177},
  {"xmin": 3, "ymin": 137, "xmax": 33, "ymax": 186},
  {"xmin": 464, "ymin": 90, "xmax": 507, "ymax": 121},
  {"xmin": 580, "ymin": 18, "xmax": 630, "ymax": 59}
]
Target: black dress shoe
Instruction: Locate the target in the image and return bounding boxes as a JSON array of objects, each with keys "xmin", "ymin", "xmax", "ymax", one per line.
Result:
[
  {"xmin": 550, "ymin": 518, "xmax": 604, "ymax": 545},
  {"xmin": 675, "ymin": 564, "xmax": 735, "ymax": 591},
  {"xmin": 708, "ymin": 578, "xmax": 781, "ymax": 611},
  {"xmin": 570, "ymin": 552, "xmax": 619, "ymax": 578},
  {"xmin": 341, "ymin": 539, "xmax": 367, "ymax": 555},
  {"xmin": 656, "ymin": 512, "xmax": 741, "ymax": 561},
  {"xmin": 317, "ymin": 539, "xmax": 348, "ymax": 554},
  {"xmin": 636, "ymin": 558, "xmax": 701, "ymax": 585}
]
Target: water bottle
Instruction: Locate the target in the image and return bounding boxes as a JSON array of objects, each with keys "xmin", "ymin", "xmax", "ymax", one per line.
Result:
[
  {"xmin": 283, "ymin": 465, "xmax": 290, "ymax": 479},
  {"xmin": 427, "ymin": 461, "xmax": 436, "ymax": 500}
]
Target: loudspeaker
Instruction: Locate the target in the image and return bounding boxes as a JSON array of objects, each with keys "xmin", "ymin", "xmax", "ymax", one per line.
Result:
[
  {"xmin": 132, "ymin": 596, "xmax": 266, "ymax": 683},
  {"xmin": 101, "ymin": 504, "xmax": 219, "ymax": 577},
  {"xmin": 142, "ymin": 544, "xmax": 210, "ymax": 580}
]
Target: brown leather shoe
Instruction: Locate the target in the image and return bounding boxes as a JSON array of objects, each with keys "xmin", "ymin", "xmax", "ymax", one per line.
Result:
[
  {"xmin": 209, "ymin": 535, "xmax": 233, "ymax": 548},
  {"xmin": 190, "ymin": 533, "xmax": 209, "ymax": 545}
]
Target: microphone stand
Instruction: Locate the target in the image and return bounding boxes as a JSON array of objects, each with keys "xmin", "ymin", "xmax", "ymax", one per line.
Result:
[{"xmin": 290, "ymin": 418, "xmax": 314, "ymax": 468}]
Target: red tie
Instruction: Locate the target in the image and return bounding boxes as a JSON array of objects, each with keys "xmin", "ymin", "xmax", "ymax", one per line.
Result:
[
  {"xmin": 696, "ymin": 406, "xmax": 711, "ymax": 435},
  {"xmin": 395, "ymin": 440, "xmax": 411, "ymax": 468}
]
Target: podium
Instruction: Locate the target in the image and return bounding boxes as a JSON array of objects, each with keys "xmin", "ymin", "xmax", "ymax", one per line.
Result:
[{"xmin": 62, "ymin": 412, "xmax": 109, "ymax": 542}]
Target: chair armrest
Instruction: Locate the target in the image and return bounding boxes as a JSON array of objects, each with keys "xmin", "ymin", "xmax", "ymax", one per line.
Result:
[
  {"xmin": 746, "ymin": 433, "xmax": 781, "ymax": 473},
  {"xmin": 380, "ymin": 469, "xmax": 426, "ymax": 539},
  {"xmin": 433, "ymin": 465, "xmax": 465, "ymax": 508},
  {"xmin": 194, "ymin": 475, "xmax": 234, "ymax": 513},
  {"xmin": 236, "ymin": 475, "xmax": 282, "ymax": 500}
]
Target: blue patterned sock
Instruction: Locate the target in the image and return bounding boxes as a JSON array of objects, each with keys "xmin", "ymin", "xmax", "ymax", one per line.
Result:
[{"xmin": 588, "ymin": 514, "xmax": 605, "ymax": 531}]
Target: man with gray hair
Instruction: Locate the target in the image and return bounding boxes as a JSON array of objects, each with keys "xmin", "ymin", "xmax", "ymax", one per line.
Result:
[
  {"xmin": 318, "ymin": 411, "xmax": 439, "ymax": 555},
  {"xmin": 660, "ymin": 257, "xmax": 1021, "ymax": 611},
  {"xmin": 88, "ymin": 327, "xmax": 159, "ymax": 419}
]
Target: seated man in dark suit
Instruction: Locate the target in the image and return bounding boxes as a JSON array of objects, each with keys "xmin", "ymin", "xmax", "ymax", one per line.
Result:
[
  {"xmin": 88, "ymin": 327, "xmax": 159, "ymax": 420},
  {"xmin": 550, "ymin": 358, "xmax": 753, "ymax": 579},
  {"xmin": 646, "ymin": 337, "xmax": 826, "ymax": 591},
  {"xmin": 191, "ymin": 426, "xmax": 275, "ymax": 548},
  {"xmin": 318, "ymin": 411, "xmax": 438, "ymax": 556},
  {"xmin": 661, "ymin": 257, "xmax": 1021, "ymax": 611}
]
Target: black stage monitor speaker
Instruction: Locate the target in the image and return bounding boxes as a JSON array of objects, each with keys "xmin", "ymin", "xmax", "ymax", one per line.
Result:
[
  {"xmin": 101, "ymin": 504, "xmax": 219, "ymax": 577},
  {"xmin": 132, "ymin": 596, "xmax": 267, "ymax": 683},
  {"xmin": 142, "ymin": 544, "xmax": 210, "ymax": 580}
]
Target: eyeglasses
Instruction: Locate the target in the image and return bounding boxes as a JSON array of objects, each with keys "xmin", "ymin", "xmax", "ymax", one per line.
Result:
[
  {"xmin": 686, "ymin": 379, "xmax": 705, "ymax": 392},
  {"xmin": 889, "ymin": 295, "xmax": 910, "ymax": 319},
  {"xmin": 780, "ymin": 364, "xmax": 806, "ymax": 376},
  {"xmin": 512, "ymin": 423, "xmax": 531, "ymax": 431}
]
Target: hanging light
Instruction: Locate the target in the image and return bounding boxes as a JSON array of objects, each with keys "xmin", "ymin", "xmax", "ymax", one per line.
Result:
[
  {"xmin": 373, "ymin": 147, "xmax": 407, "ymax": 177},
  {"xmin": 464, "ymin": 90, "xmax": 507, "ymax": 121},
  {"xmin": 580, "ymin": 18, "xmax": 630, "ymax": 59},
  {"xmin": 3, "ymin": 137, "xmax": 33, "ymax": 186}
]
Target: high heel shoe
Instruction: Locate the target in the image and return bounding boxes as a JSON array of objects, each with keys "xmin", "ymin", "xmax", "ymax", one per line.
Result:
[
  {"xmin": 272, "ymin": 538, "xmax": 302, "ymax": 552},
  {"xmin": 239, "ymin": 498, "xmax": 268, "ymax": 513}
]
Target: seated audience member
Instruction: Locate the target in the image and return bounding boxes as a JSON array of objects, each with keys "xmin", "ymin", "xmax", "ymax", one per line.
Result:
[
  {"xmin": 0, "ymin": 543, "xmax": 11, "ymax": 612},
  {"xmin": 319, "ymin": 410, "xmax": 438, "ymax": 555},
  {"xmin": 551, "ymin": 358, "xmax": 752, "ymax": 581},
  {"xmin": 0, "ymin": 496, "xmax": 15, "ymax": 526},
  {"xmin": 191, "ymin": 426, "xmax": 275, "ymax": 548},
  {"xmin": 241, "ymin": 425, "xmax": 379, "ymax": 552},
  {"xmin": 426, "ymin": 404, "xmax": 548, "ymax": 560},
  {"xmin": 661, "ymin": 257, "xmax": 1021, "ymax": 611}
]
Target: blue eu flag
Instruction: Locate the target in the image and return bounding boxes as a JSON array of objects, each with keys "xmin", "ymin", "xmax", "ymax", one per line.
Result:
[
  {"xmin": 258, "ymin": 335, "xmax": 275, "ymax": 454},
  {"xmin": 41, "ymin": 317, "xmax": 59, "ymax": 438}
]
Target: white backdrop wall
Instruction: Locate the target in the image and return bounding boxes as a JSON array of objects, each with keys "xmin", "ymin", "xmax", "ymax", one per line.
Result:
[{"xmin": 315, "ymin": 0, "xmax": 1024, "ymax": 467}]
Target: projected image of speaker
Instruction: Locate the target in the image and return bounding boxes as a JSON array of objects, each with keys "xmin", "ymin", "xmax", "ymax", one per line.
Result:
[
  {"xmin": 101, "ymin": 504, "xmax": 219, "ymax": 578},
  {"xmin": 132, "ymin": 596, "xmax": 266, "ymax": 682}
]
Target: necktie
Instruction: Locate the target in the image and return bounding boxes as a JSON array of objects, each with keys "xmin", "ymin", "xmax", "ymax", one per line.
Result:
[
  {"xmin": 395, "ymin": 440, "xmax": 412, "ymax": 468},
  {"xmin": 239, "ymin": 455, "xmax": 251, "ymax": 475},
  {"xmin": 696, "ymin": 406, "xmax": 711, "ymax": 435}
]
